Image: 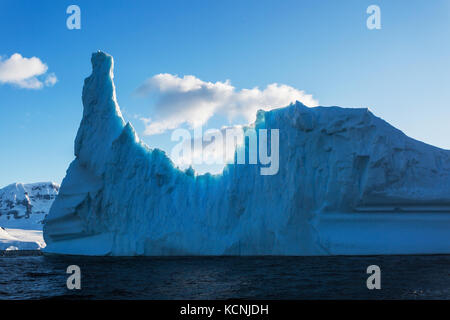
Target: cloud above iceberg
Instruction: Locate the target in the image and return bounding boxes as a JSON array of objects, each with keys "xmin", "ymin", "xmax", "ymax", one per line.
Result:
[
  {"xmin": 0, "ymin": 53, "xmax": 57, "ymax": 89},
  {"xmin": 137, "ymin": 73, "xmax": 318, "ymax": 135}
]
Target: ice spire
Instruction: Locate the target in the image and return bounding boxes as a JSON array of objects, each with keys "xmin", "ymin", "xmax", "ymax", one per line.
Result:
[{"xmin": 74, "ymin": 51, "xmax": 126, "ymax": 176}]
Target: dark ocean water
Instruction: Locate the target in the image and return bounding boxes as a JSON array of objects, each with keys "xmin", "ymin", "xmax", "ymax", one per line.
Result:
[{"xmin": 0, "ymin": 253, "xmax": 449, "ymax": 300}]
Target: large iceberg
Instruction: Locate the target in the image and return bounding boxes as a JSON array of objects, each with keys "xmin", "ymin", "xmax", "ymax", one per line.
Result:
[{"xmin": 43, "ymin": 51, "xmax": 450, "ymax": 256}]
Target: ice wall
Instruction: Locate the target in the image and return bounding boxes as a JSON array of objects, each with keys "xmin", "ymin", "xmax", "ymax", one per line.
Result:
[{"xmin": 43, "ymin": 51, "xmax": 450, "ymax": 256}]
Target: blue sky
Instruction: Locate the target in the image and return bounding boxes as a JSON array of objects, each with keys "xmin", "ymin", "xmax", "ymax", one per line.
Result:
[{"xmin": 0, "ymin": 0, "xmax": 449, "ymax": 187}]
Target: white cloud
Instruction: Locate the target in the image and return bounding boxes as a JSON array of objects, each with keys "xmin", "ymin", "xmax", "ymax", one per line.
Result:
[
  {"xmin": 137, "ymin": 73, "xmax": 318, "ymax": 135},
  {"xmin": 0, "ymin": 53, "xmax": 57, "ymax": 89},
  {"xmin": 44, "ymin": 73, "xmax": 58, "ymax": 87}
]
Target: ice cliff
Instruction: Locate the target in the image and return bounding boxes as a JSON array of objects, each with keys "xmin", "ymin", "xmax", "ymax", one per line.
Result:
[{"xmin": 43, "ymin": 51, "xmax": 450, "ymax": 256}]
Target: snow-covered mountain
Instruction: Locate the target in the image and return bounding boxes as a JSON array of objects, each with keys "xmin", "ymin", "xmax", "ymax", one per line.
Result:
[
  {"xmin": 0, "ymin": 182, "xmax": 59, "ymax": 230},
  {"xmin": 0, "ymin": 182, "xmax": 58, "ymax": 250},
  {"xmin": 43, "ymin": 51, "xmax": 450, "ymax": 256}
]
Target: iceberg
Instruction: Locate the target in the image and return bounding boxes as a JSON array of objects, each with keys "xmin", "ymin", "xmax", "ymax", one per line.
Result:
[{"xmin": 43, "ymin": 51, "xmax": 450, "ymax": 256}]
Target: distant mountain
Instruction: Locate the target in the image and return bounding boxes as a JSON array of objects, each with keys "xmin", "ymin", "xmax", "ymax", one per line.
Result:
[{"xmin": 0, "ymin": 182, "xmax": 59, "ymax": 230}]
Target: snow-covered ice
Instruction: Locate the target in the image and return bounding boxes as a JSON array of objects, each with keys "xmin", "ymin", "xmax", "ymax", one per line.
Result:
[
  {"xmin": 0, "ymin": 227, "xmax": 44, "ymax": 250},
  {"xmin": 43, "ymin": 51, "xmax": 450, "ymax": 256}
]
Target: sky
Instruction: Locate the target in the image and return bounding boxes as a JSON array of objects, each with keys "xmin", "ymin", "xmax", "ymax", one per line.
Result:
[{"xmin": 0, "ymin": 0, "xmax": 449, "ymax": 187}]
